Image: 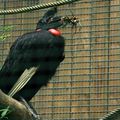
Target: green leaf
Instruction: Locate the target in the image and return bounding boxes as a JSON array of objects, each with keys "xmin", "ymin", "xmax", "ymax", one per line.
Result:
[
  {"xmin": 0, "ymin": 25, "xmax": 13, "ymax": 41},
  {"xmin": 0, "ymin": 106, "xmax": 11, "ymax": 119}
]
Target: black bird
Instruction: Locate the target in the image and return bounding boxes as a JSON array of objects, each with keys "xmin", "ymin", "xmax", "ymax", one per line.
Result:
[{"xmin": 0, "ymin": 7, "xmax": 65, "ymax": 102}]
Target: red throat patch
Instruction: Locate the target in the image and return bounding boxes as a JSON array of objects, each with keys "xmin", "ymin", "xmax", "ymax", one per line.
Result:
[{"xmin": 48, "ymin": 29, "xmax": 61, "ymax": 36}]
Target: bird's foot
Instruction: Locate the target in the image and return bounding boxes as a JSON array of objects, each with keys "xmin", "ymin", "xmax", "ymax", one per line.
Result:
[{"xmin": 20, "ymin": 97, "xmax": 41, "ymax": 120}]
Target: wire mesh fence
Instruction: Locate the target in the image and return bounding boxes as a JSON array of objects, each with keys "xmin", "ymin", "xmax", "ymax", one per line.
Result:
[{"xmin": 0, "ymin": 0, "xmax": 120, "ymax": 120}]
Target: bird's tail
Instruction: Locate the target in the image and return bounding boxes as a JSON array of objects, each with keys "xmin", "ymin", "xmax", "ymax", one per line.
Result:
[{"xmin": 8, "ymin": 67, "xmax": 38, "ymax": 97}]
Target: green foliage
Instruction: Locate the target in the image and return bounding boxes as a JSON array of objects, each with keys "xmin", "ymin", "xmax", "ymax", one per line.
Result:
[
  {"xmin": 0, "ymin": 26, "xmax": 13, "ymax": 41},
  {"xmin": 0, "ymin": 106, "xmax": 12, "ymax": 120},
  {"xmin": 0, "ymin": 26, "xmax": 13, "ymax": 118}
]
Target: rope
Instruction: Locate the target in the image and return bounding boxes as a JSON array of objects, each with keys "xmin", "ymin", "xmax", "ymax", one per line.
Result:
[{"xmin": 0, "ymin": 0, "xmax": 79, "ymax": 15}]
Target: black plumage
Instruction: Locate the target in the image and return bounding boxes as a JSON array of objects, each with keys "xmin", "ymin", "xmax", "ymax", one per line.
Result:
[{"xmin": 0, "ymin": 7, "xmax": 65, "ymax": 101}]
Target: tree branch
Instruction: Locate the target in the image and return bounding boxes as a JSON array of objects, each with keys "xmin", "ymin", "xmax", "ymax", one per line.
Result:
[{"xmin": 0, "ymin": 90, "xmax": 33, "ymax": 120}]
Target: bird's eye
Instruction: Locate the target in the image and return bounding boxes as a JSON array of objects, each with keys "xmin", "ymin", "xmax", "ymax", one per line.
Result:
[{"xmin": 47, "ymin": 18, "xmax": 53, "ymax": 23}]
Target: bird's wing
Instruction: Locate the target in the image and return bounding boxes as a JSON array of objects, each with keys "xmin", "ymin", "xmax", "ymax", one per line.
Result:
[
  {"xmin": 0, "ymin": 31, "xmax": 53, "ymax": 93},
  {"xmin": 8, "ymin": 66, "xmax": 38, "ymax": 97}
]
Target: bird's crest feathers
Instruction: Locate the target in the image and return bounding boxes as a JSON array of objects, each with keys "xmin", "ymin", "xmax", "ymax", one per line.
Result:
[{"xmin": 36, "ymin": 7, "xmax": 63, "ymax": 30}]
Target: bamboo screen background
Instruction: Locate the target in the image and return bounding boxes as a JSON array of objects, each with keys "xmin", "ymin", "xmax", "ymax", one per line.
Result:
[{"xmin": 0, "ymin": 0, "xmax": 120, "ymax": 120}]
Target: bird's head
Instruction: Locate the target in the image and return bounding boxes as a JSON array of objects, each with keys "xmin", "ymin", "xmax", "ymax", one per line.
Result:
[{"xmin": 36, "ymin": 7, "xmax": 63, "ymax": 31}]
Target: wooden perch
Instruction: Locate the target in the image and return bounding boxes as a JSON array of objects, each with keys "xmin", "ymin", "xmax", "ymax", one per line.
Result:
[{"xmin": 0, "ymin": 90, "xmax": 33, "ymax": 120}]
